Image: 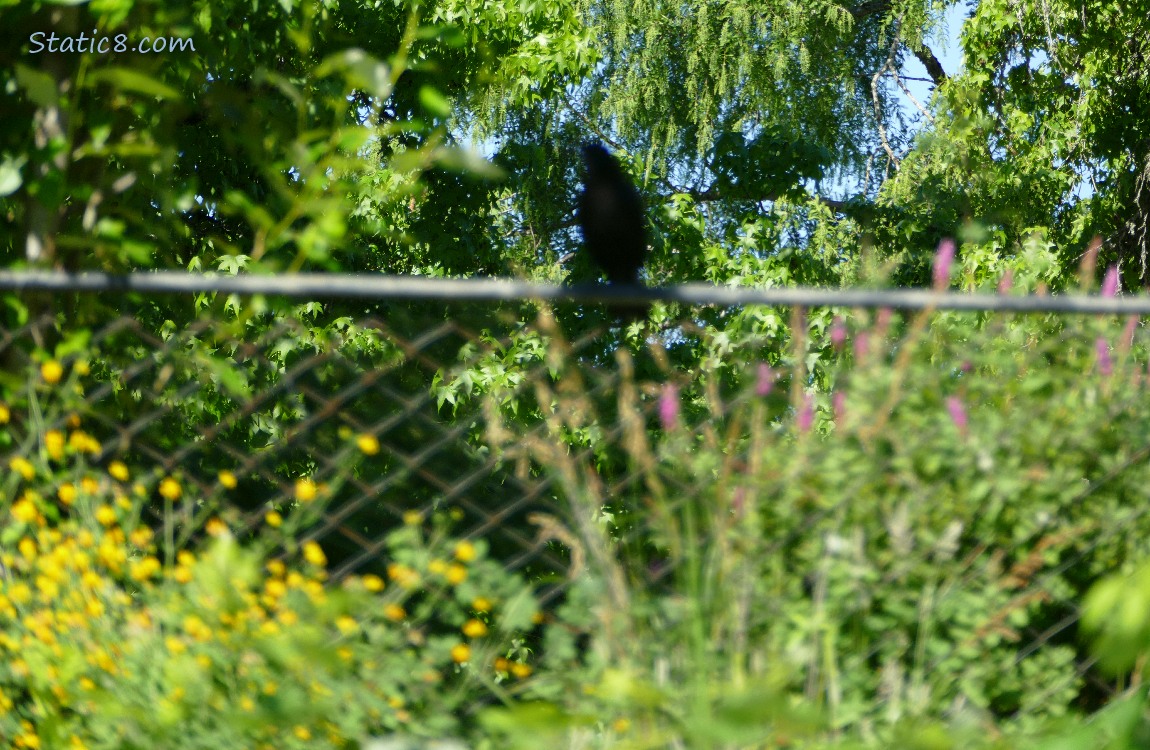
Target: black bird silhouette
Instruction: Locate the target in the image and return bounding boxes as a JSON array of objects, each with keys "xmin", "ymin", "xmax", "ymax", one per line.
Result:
[{"xmin": 578, "ymin": 143, "xmax": 649, "ymax": 319}]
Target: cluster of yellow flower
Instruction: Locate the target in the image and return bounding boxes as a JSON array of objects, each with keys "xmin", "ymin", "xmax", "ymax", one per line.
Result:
[{"xmin": 0, "ymin": 400, "xmax": 540, "ymax": 747}]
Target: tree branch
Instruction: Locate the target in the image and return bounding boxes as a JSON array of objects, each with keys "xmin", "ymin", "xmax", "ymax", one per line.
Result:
[{"xmin": 913, "ymin": 46, "xmax": 948, "ymax": 86}]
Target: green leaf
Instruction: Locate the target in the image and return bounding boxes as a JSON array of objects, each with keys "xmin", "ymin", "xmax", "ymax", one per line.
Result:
[
  {"xmin": 418, "ymin": 85, "xmax": 452, "ymax": 118},
  {"xmin": 86, "ymin": 68, "xmax": 181, "ymax": 100},
  {"xmin": 0, "ymin": 156, "xmax": 24, "ymax": 196},
  {"xmin": 15, "ymin": 64, "xmax": 58, "ymax": 107},
  {"xmin": 317, "ymin": 49, "xmax": 391, "ymax": 99}
]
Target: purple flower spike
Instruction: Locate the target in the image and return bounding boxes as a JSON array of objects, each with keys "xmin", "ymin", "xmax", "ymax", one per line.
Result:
[
  {"xmin": 1096, "ymin": 337, "xmax": 1113, "ymax": 376},
  {"xmin": 998, "ymin": 269, "xmax": 1014, "ymax": 295},
  {"xmin": 946, "ymin": 396, "xmax": 967, "ymax": 435},
  {"xmin": 797, "ymin": 394, "xmax": 814, "ymax": 433},
  {"xmin": 854, "ymin": 331, "xmax": 870, "ymax": 360},
  {"xmin": 830, "ymin": 316, "xmax": 847, "ymax": 350},
  {"xmin": 933, "ymin": 238, "xmax": 956, "ymax": 291},
  {"xmin": 755, "ymin": 364, "xmax": 775, "ymax": 396},
  {"xmin": 659, "ymin": 383, "xmax": 679, "ymax": 429},
  {"xmin": 1102, "ymin": 266, "xmax": 1119, "ymax": 297}
]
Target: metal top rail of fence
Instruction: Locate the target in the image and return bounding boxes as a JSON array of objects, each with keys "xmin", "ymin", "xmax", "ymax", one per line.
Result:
[{"xmin": 0, "ymin": 270, "xmax": 1148, "ymax": 313}]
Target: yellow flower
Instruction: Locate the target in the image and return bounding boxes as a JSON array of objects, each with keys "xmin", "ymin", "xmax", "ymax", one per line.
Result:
[
  {"xmin": 35, "ymin": 575, "xmax": 59, "ymax": 600},
  {"xmin": 218, "ymin": 470, "xmax": 237, "ymax": 489},
  {"xmin": 129, "ymin": 557, "xmax": 161, "ymax": 581},
  {"xmin": 165, "ymin": 636, "xmax": 187, "ymax": 654},
  {"xmin": 130, "ymin": 527, "xmax": 153, "ymax": 548},
  {"xmin": 445, "ymin": 564, "xmax": 467, "ymax": 585},
  {"xmin": 9, "ymin": 457, "xmax": 35, "ymax": 481},
  {"xmin": 428, "ymin": 559, "xmax": 447, "ymax": 575},
  {"xmin": 173, "ymin": 566, "xmax": 193, "ymax": 584},
  {"xmin": 387, "ymin": 563, "xmax": 419, "ymax": 588},
  {"xmin": 302, "ymin": 541, "xmax": 327, "ymax": 567},
  {"xmin": 40, "ymin": 360, "xmax": 64, "ymax": 384},
  {"xmin": 97, "ymin": 541, "xmax": 125, "ymax": 572},
  {"xmin": 108, "ymin": 461, "xmax": 129, "ymax": 482},
  {"xmin": 471, "ymin": 597, "xmax": 493, "ymax": 612},
  {"xmin": 68, "ymin": 430, "xmax": 100, "ymax": 454},
  {"xmin": 295, "ymin": 478, "xmax": 317, "ymax": 503},
  {"xmin": 44, "ymin": 431, "xmax": 65, "ymax": 460},
  {"xmin": 383, "ymin": 603, "xmax": 406, "ymax": 621},
  {"xmin": 356, "ymin": 434, "xmax": 380, "ymax": 455},
  {"xmin": 612, "ymin": 718, "xmax": 631, "ymax": 733},
  {"xmin": 450, "ymin": 643, "xmax": 471, "ymax": 663},
  {"xmin": 454, "ymin": 540, "xmax": 477, "ymax": 562},
  {"xmin": 80, "ymin": 476, "xmax": 99, "ymax": 494},
  {"xmin": 265, "ymin": 510, "xmax": 283, "ymax": 528},
  {"xmin": 11, "ymin": 498, "xmax": 38, "ymax": 524},
  {"xmin": 266, "ymin": 559, "xmax": 285, "ymax": 577},
  {"xmin": 0, "ymin": 403, "xmax": 9, "ymax": 423},
  {"xmin": 510, "ymin": 662, "xmax": 532, "ymax": 678},
  {"xmin": 293, "ymin": 727, "xmax": 312, "ymax": 741},
  {"xmin": 16, "ymin": 732, "xmax": 40, "ymax": 749},
  {"xmin": 402, "ymin": 510, "xmax": 422, "ymax": 526},
  {"xmin": 94, "ymin": 505, "xmax": 117, "ymax": 527},
  {"xmin": 57, "ymin": 483, "xmax": 77, "ymax": 506},
  {"xmin": 75, "ymin": 361, "xmax": 90, "ymax": 376},
  {"xmin": 461, "ymin": 618, "xmax": 488, "ymax": 638},
  {"xmin": 335, "ymin": 616, "xmax": 358, "ymax": 635},
  {"xmin": 159, "ymin": 477, "xmax": 181, "ymax": 501},
  {"xmin": 362, "ymin": 574, "xmax": 384, "ymax": 592},
  {"xmin": 67, "ymin": 412, "xmax": 81, "ymax": 428},
  {"xmin": 205, "ymin": 518, "xmax": 227, "ymax": 537},
  {"xmin": 9, "ymin": 583, "xmax": 32, "ymax": 604},
  {"xmin": 183, "ymin": 614, "xmax": 211, "ymax": 640},
  {"xmin": 494, "ymin": 657, "xmax": 510, "ymax": 673}
]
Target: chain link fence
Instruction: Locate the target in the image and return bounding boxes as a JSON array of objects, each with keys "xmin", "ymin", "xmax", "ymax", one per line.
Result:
[{"xmin": 2, "ymin": 272, "xmax": 1148, "ymax": 728}]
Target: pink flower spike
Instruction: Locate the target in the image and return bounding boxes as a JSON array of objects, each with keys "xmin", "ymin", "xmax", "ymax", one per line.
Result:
[
  {"xmin": 797, "ymin": 394, "xmax": 814, "ymax": 433},
  {"xmin": 659, "ymin": 383, "xmax": 680, "ymax": 429},
  {"xmin": 853, "ymin": 331, "xmax": 870, "ymax": 360},
  {"xmin": 731, "ymin": 487, "xmax": 746, "ymax": 518},
  {"xmin": 830, "ymin": 316, "xmax": 847, "ymax": 350},
  {"xmin": 933, "ymin": 238, "xmax": 956, "ymax": 291},
  {"xmin": 1120, "ymin": 316, "xmax": 1138, "ymax": 353},
  {"xmin": 1096, "ymin": 337, "xmax": 1113, "ymax": 376},
  {"xmin": 755, "ymin": 364, "xmax": 775, "ymax": 396},
  {"xmin": 998, "ymin": 269, "xmax": 1014, "ymax": 295},
  {"xmin": 875, "ymin": 308, "xmax": 893, "ymax": 338},
  {"xmin": 1102, "ymin": 266, "xmax": 1119, "ymax": 297},
  {"xmin": 946, "ymin": 396, "xmax": 967, "ymax": 435}
]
